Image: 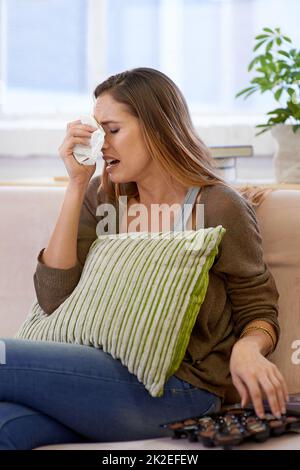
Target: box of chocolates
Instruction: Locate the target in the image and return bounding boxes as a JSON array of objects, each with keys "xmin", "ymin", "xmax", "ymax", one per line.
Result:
[{"xmin": 161, "ymin": 407, "xmax": 300, "ymax": 449}]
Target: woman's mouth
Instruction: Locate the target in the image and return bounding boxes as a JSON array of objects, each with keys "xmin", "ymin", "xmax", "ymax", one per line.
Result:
[{"xmin": 106, "ymin": 158, "xmax": 120, "ymax": 170}]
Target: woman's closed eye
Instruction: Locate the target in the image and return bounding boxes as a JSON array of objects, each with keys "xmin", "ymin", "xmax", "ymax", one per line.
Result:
[{"xmin": 110, "ymin": 129, "xmax": 119, "ymax": 134}]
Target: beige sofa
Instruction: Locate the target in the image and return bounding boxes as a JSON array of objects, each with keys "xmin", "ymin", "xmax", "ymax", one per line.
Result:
[{"xmin": 0, "ymin": 183, "xmax": 300, "ymax": 450}]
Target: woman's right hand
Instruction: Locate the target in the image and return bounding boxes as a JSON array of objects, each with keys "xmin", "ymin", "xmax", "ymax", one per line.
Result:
[{"xmin": 58, "ymin": 120, "xmax": 98, "ymax": 186}]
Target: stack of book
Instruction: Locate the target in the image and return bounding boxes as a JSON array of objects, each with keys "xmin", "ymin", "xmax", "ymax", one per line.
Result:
[{"xmin": 209, "ymin": 145, "xmax": 253, "ymax": 182}]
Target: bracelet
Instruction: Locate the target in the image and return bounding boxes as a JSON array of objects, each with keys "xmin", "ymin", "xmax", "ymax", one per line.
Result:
[
  {"xmin": 252, "ymin": 320, "xmax": 277, "ymax": 343},
  {"xmin": 240, "ymin": 326, "xmax": 276, "ymax": 352},
  {"xmin": 240, "ymin": 320, "xmax": 277, "ymax": 348}
]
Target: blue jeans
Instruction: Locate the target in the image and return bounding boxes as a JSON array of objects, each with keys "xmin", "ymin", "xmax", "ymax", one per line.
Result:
[{"xmin": 0, "ymin": 338, "xmax": 221, "ymax": 450}]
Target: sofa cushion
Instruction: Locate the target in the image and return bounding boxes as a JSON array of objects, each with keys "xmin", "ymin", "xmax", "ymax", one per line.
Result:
[
  {"xmin": 0, "ymin": 186, "xmax": 66, "ymax": 338},
  {"xmin": 256, "ymin": 189, "xmax": 300, "ymax": 394}
]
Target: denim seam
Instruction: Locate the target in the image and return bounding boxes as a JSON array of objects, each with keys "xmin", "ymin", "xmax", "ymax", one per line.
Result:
[
  {"xmin": 1, "ymin": 368, "xmax": 209, "ymax": 394},
  {"xmin": 170, "ymin": 386, "xmax": 203, "ymax": 394},
  {"xmin": 0, "ymin": 367, "xmax": 147, "ymax": 387}
]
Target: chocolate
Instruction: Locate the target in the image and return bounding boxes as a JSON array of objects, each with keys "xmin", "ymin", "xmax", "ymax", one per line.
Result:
[{"xmin": 161, "ymin": 407, "xmax": 300, "ymax": 448}]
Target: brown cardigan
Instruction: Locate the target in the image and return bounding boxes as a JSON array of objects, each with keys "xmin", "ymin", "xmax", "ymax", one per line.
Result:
[{"xmin": 33, "ymin": 176, "xmax": 280, "ymax": 401}]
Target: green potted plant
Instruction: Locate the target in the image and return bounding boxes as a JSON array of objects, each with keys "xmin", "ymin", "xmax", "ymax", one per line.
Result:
[{"xmin": 236, "ymin": 26, "xmax": 300, "ymax": 183}]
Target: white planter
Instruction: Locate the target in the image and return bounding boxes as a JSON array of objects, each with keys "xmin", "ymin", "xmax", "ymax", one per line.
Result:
[{"xmin": 271, "ymin": 124, "xmax": 300, "ymax": 183}]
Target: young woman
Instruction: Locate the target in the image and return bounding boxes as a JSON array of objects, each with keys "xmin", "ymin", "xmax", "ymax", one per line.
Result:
[{"xmin": 0, "ymin": 68, "xmax": 288, "ymax": 450}]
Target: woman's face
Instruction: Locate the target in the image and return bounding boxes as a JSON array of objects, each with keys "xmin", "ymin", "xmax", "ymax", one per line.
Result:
[{"xmin": 94, "ymin": 93, "xmax": 157, "ymax": 185}]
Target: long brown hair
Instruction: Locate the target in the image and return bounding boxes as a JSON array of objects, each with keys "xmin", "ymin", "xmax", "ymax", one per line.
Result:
[{"xmin": 94, "ymin": 67, "xmax": 271, "ymax": 209}]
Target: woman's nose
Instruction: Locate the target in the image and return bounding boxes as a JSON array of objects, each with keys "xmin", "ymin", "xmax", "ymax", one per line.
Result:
[{"xmin": 101, "ymin": 133, "xmax": 109, "ymax": 150}]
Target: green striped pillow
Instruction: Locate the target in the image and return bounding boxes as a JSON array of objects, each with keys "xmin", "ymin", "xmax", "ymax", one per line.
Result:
[{"xmin": 16, "ymin": 226, "xmax": 225, "ymax": 397}]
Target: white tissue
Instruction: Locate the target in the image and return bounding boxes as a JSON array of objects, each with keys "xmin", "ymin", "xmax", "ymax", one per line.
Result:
[{"xmin": 73, "ymin": 115, "xmax": 105, "ymax": 166}]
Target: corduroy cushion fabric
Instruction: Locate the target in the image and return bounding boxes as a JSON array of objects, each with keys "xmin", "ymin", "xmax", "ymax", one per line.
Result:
[{"xmin": 16, "ymin": 226, "xmax": 225, "ymax": 397}]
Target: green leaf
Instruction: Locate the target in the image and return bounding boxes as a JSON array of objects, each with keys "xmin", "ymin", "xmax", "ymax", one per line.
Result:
[
  {"xmin": 266, "ymin": 40, "xmax": 274, "ymax": 52},
  {"xmin": 243, "ymin": 88, "xmax": 259, "ymax": 99},
  {"xmin": 248, "ymin": 56, "xmax": 260, "ymax": 71},
  {"xmin": 235, "ymin": 86, "xmax": 256, "ymax": 98},
  {"xmin": 277, "ymin": 59, "xmax": 288, "ymax": 65},
  {"xmin": 259, "ymin": 56, "xmax": 267, "ymax": 67},
  {"xmin": 275, "ymin": 27, "xmax": 281, "ymax": 34},
  {"xmin": 263, "ymin": 27, "xmax": 274, "ymax": 34},
  {"xmin": 283, "ymin": 35, "xmax": 292, "ymax": 43},
  {"xmin": 278, "ymin": 50, "xmax": 290, "ymax": 58},
  {"xmin": 287, "ymin": 87, "xmax": 295, "ymax": 97},
  {"xmin": 268, "ymin": 62, "xmax": 277, "ymax": 73},
  {"xmin": 268, "ymin": 115, "xmax": 288, "ymax": 123},
  {"xmin": 251, "ymin": 78, "xmax": 272, "ymax": 90},
  {"xmin": 287, "ymin": 100, "xmax": 300, "ymax": 117},
  {"xmin": 255, "ymin": 34, "xmax": 270, "ymax": 40},
  {"xmin": 266, "ymin": 107, "xmax": 289, "ymax": 116},
  {"xmin": 276, "ymin": 37, "xmax": 282, "ymax": 46},
  {"xmin": 274, "ymin": 88, "xmax": 283, "ymax": 101},
  {"xmin": 277, "ymin": 61, "xmax": 289, "ymax": 71},
  {"xmin": 253, "ymin": 39, "xmax": 268, "ymax": 52}
]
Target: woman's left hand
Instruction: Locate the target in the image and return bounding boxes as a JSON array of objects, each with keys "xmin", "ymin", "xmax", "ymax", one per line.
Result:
[{"xmin": 230, "ymin": 337, "xmax": 289, "ymax": 418}]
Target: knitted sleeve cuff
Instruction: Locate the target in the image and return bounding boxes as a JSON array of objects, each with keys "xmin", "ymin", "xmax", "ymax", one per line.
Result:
[{"xmin": 35, "ymin": 248, "xmax": 82, "ymax": 291}]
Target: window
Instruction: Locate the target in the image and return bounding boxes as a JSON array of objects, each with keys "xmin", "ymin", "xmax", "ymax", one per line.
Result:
[
  {"xmin": 0, "ymin": 0, "xmax": 92, "ymax": 114},
  {"xmin": 0, "ymin": 0, "xmax": 300, "ymax": 117}
]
